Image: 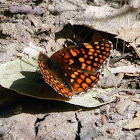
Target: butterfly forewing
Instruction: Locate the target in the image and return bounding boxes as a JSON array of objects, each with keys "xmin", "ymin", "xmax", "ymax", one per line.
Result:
[
  {"xmin": 52, "ymin": 41, "xmax": 112, "ymax": 73},
  {"xmin": 60, "ymin": 66, "xmax": 100, "ymax": 94}
]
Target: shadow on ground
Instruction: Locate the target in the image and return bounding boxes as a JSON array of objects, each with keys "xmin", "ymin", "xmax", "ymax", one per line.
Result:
[{"xmin": 0, "ymin": 86, "xmax": 93, "ymax": 117}]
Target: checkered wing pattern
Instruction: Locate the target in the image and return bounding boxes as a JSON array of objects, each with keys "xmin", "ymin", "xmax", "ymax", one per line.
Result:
[{"xmin": 38, "ymin": 41, "xmax": 112, "ymax": 98}]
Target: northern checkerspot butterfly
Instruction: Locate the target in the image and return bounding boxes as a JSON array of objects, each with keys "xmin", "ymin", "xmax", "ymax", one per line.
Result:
[{"xmin": 38, "ymin": 41, "xmax": 112, "ymax": 98}]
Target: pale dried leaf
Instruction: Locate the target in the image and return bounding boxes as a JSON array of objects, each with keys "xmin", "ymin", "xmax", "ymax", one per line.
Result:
[
  {"xmin": 108, "ymin": 65, "xmax": 140, "ymax": 74},
  {"xmin": 70, "ymin": 5, "xmax": 138, "ymax": 35},
  {"xmin": 116, "ymin": 98, "xmax": 131, "ymax": 114},
  {"xmin": 23, "ymin": 42, "xmax": 45, "ymax": 57},
  {"xmin": 116, "ymin": 21, "xmax": 140, "ymax": 43},
  {"xmin": 123, "ymin": 110, "xmax": 140, "ymax": 129}
]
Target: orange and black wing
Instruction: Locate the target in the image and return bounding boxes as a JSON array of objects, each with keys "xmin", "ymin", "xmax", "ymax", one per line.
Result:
[
  {"xmin": 59, "ymin": 67, "xmax": 100, "ymax": 94},
  {"xmin": 50, "ymin": 41, "xmax": 112, "ymax": 95},
  {"xmin": 38, "ymin": 52, "xmax": 73, "ymax": 97},
  {"xmin": 52, "ymin": 41, "xmax": 112, "ymax": 73}
]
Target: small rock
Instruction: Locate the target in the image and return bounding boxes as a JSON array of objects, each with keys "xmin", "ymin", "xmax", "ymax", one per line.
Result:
[{"xmin": 80, "ymin": 122, "xmax": 98, "ymax": 140}]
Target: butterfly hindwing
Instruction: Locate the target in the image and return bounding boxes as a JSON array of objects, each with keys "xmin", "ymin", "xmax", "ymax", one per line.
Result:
[{"xmin": 38, "ymin": 52, "xmax": 73, "ymax": 97}]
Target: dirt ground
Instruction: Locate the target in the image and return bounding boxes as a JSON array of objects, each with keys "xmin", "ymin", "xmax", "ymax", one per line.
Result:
[{"xmin": 0, "ymin": 0, "xmax": 140, "ymax": 140}]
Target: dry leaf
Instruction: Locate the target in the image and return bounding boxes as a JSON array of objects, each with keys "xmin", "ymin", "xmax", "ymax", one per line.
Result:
[
  {"xmin": 116, "ymin": 98, "xmax": 131, "ymax": 114},
  {"xmin": 108, "ymin": 65, "xmax": 140, "ymax": 74},
  {"xmin": 23, "ymin": 42, "xmax": 45, "ymax": 57},
  {"xmin": 123, "ymin": 110, "xmax": 140, "ymax": 129},
  {"xmin": 69, "ymin": 5, "xmax": 138, "ymax": 35},
  {"xmin": 116, "ymin": 21, "xmax": 140, "ymax": 43}
]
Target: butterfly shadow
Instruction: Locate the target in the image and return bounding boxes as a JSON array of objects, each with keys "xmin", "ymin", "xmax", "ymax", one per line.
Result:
[{"xmin": 0, "ymin": 71, "xmax": 89, "ymax": 117}]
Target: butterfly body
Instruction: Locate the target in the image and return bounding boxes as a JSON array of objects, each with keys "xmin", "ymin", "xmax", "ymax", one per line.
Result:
[{"xmin": 38, "ymin": 41, "xmax": 112, "ymax": 98}]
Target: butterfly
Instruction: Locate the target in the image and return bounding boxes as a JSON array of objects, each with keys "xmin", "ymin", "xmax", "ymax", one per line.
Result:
[{"xmin": 38, "ymin": 41, "xmax": 112, "ymax": 98}]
